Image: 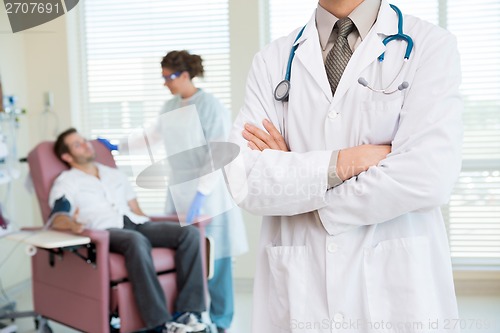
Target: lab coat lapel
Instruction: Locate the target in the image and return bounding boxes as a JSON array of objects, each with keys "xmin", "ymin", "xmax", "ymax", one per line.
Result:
[
  {"xmin": 294, "ymin": 12, "xmax": 333, "ymax": 103},
  {"xmin": 332, "ymin": 0, "xmax": 398, "ymax": 106}
]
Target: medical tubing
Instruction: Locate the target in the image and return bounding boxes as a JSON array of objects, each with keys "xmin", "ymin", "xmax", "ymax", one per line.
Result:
[{"xmin": 0, "ymin": 276, "xmax": 10, "ymax": 303}]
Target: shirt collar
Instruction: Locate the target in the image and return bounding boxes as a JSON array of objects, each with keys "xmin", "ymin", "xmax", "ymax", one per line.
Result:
[
  {"xmin": 351, "ymin": 0, "xmax": 381, "ymax": 40},
  {"xmin": 316, "ymin": 0, "xmax": 381, "ymax": 50}
]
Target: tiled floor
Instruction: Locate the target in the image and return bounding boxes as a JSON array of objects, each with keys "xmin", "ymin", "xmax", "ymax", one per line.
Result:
[
  {"xmin": 455, "ymin": 295, "xmax": 500, "ymax": 333},
  {"xmin": 1, "ymin": 284, "xmax": 253, "ymax": 333},
  {"xmin": 3, "ymin": 285, "xmax": 500, "ymax": 333}
]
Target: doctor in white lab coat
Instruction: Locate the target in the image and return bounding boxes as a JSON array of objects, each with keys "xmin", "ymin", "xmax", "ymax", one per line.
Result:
[{"xmin": 225, "ymin": 0, "xmax": 463, "ymax": 332}]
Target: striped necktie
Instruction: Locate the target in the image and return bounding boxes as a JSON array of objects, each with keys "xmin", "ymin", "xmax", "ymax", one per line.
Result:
[{"xmin": 324, "ymin": 17, "xmax": 355, "ymax": 96}]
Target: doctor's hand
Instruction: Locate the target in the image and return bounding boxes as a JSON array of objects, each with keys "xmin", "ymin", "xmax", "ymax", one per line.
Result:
[
  {"xmin": 337, "ymin": 144, "xmax": 391, "ymax": 181},
  {"xmin": 242, "ymin": 120, "xmax": 289, "ymax": 152}
]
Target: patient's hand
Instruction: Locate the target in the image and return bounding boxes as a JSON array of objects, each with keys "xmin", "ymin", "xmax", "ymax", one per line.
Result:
[
  {"xmin": 71, "ymin": 222, "xmax": 85, "ymax": 234},
  {"xmin": 52, "ymin": 208, "xmax": 84, "ymax": 234},
  {"xmin": 70, "ymin": 208, "xmax": 84, "ymax": 234}
]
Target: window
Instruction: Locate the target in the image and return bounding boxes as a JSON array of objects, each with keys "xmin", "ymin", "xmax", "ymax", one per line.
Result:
[
  {"xmin": 268, "ymin": 0, "xmax": 317, "ymax": 42},
  {"xmin": 393, "ymin": 0, "xmax": 500, "ymax": 269},
  {"xmin": 76, "ymin": 0, "xmax": 230, "ymax": 213},
  {"xmin": 267, "ymin": 0, "xmax": 500, "ymax": 269}
]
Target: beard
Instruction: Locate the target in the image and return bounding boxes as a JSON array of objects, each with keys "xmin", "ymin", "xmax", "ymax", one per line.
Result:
[{"xmin": 72, "ymin": 152, "xmax": 96, "ymax": 165}]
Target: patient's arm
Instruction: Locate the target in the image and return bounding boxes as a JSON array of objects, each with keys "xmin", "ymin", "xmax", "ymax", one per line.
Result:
[
  {"xmin": 128, "ymin": 199, "xmax": 147, "ymax": 217},
  {"xmin": 52, "ymin": 208, "xmax": 84, "ymax": 234},
  {"xmin": 48, "ymin": 195, "xmax": 84, "ymax": 234}
]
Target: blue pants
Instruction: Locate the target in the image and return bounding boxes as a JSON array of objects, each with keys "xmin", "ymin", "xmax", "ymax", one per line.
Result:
[{"xmin": 208, "ymin": 257, "xmax": 234, "ymax": 329}]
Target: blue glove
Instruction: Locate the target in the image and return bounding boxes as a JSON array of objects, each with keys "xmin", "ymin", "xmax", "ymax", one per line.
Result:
[
  {"xmin": 186, "ymin": 191, "xmax": 207, "ymax": 224},
  {"xmin": 97, "ymin": 137, "xmax": 119, "ymax": 151}
]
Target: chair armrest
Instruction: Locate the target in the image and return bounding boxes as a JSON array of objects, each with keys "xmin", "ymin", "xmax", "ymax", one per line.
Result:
[
  {"xmin": 21, "ymin": 227, "xmax": 44, "ymax": 231},
  {"xmin": 80, "ymin": 229, "xmax": 110, "ymax": 245},
  {"xmin": 28, "ymin": 228, "xmax": 111, "ymax": 332},
  {"xmin": 70, "ymin": 229, "xmax": 111, "ymax": 307},
  {"xmin": 77, "ymin": 229, "xmax": 110, "ymax": 269},
  {"xmin": 22, "ymin": 227, "xmax": 110, "ymax": 266},
  {"xmin": 21, "ymin": 227, "xmax": 109, "ymax": 241},
  {"xmin": 149, "ymin": 214, "xmax": 211, "ymax": 228},
  {"xmin": 21, "ymin": 227, "xmax": 109, "ymax": 249},
  {"xmin": 148, "ymin": 214, "xmax": 178, "ymax": 222}
]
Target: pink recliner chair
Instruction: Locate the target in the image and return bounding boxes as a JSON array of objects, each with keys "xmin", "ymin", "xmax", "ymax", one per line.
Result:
[{"xmin": 27, "ymin": 140, "xmax": 210, "ymax": 333}]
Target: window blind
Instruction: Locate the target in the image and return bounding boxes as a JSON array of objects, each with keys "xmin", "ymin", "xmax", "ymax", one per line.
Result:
[
  {"xmin": 444, "ymin": 0, "xmax": 500, "ymax": 268},
  {"xmin": 268, "ymin": 0, "xmax": 500, "ymax": 269},
  {"xmin": 269, "ymin": 0, "xmax": 439, "ymax": 42},
  {"xmin": 79, "ymin": 0, "xmax": 230, "ymax": 214},
  {"xmin": 268, "ymin": 0, "xmax": 316, "ymax": 42}
]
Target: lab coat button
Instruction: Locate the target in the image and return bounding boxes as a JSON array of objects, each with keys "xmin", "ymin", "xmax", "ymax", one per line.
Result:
[
  {"xmin": 327, "ymin": 242, "xmax": 338, "ymax": 253},
  {"xmin": 333, "ymin": 313, "xmax": 344, "ymax": 323},
  {"xmin": 328, "ymin": 111, "xmax": 339, "ymax": 119}
]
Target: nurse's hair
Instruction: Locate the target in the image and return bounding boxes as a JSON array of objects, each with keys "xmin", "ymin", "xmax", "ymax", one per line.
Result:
[{"xmin": 161, "ymin": 50, "xmax": 204, "ymax": 79}]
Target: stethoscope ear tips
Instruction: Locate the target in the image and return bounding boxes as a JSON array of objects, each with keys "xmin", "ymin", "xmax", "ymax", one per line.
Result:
[
  {"xmin": 358, "ymin": 77, "xmax": 369, "ymax": 87},
  {"xmin": 274, "ymin": 80, "xmax": 291, "ymax": 101},
  {"xmin": 398, "ymin": 81, "xmax": 409, "ymax": 91},
  {"xmin": 358, "ymin": 76, "xmax": 409, "ymax": 94}
]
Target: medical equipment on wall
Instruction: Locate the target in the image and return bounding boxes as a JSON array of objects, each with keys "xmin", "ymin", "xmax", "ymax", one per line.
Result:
[
  {"xmin": 0, "ymin": 87, "xmax": 24, "ymax": 236},
  {"xmin": 39, "ymin": 91, "xmax": 59, "ymax": 140},
  {"xmin": 0, "ymin": 75, "xmax": 4, "ymax": 112},
  {"xmin": 0, "ymin": 112, "xmax": 20, "ymax": 235},
  {"xmin": 0, "ymin": 97, "xmax": 22, "ymax": 185},
  {"xmin": 274, "ymin": 4, "xmax": 413, "ymax": 102}
]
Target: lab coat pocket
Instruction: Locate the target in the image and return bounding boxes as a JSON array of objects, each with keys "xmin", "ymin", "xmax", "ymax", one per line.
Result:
[
  {"xmin": 364, "ymin": 236, "xmax": 439, "ymax": 328},
  {"xmin": 266, "ymin": 244, "xmax": 309, "ymax": 330},
  {"xmin": 361, "ymin": 97, "xmax": 403, "ymax": 144}
]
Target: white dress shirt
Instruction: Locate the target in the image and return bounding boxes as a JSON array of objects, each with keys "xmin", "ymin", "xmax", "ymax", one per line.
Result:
[{"xmin": 49, "ymin": 163, "xmax": 149, "ymax": 230}]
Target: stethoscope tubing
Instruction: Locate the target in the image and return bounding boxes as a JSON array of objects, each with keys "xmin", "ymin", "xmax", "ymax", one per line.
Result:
[
  {"xmin": 274, "ymin": 4, "xmax": 414, "ymax": 101},
  {"xmin": 274, "ymin": 25, "xmax": 307, "ymax": 101}
]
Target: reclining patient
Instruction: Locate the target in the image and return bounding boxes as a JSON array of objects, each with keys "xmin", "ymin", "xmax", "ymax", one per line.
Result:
[{"xmin": 48, "ymin": 127, "xmax": 207, "ymax": 333}]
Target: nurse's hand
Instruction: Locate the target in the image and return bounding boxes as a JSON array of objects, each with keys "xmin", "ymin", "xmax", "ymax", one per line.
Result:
[
  {"xmin": 97, "ymin": 137, "xmax": 119, "ymax": 151},
  {"xmin": 242, "ymin": 120, "xmax": 289, "ymax": 152},
  {"xmin": 186, "ymin": 191, "xmax": 207, "ymax": 224}
]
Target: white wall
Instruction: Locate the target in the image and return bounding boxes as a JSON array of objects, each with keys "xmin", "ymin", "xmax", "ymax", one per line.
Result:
[
  {"xmin": 0, "ymin": 11, "xmax": 73, "ymax": 290},
  {"xmin": 0, "ymin": 9, "xmax": 31, "ymax": 291},
  {"xmin": 228, "ymin": 0, "xmax": 263, "ymax": 281}
]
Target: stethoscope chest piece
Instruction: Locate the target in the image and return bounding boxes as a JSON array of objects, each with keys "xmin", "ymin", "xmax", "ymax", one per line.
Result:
[{"xmin": 274, "ymin": 79, "xmax": 291, "ymax": 101}]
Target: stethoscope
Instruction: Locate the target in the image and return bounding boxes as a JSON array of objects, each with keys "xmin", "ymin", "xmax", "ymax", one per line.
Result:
[{"xmin": 274, "ymin": 4, "xmax": 414, "ymax": 102}]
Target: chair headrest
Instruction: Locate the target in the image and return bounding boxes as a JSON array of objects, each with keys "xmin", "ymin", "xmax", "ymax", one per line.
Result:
[{"xmin": 27, "ymin": 140, "xmax": 117, "ymax": 222}]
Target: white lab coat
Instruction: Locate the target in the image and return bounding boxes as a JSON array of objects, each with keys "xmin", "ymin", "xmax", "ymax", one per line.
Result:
[{"xmin": 225, "ymin": 1, "xmax": 463, "ymax": 332}]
